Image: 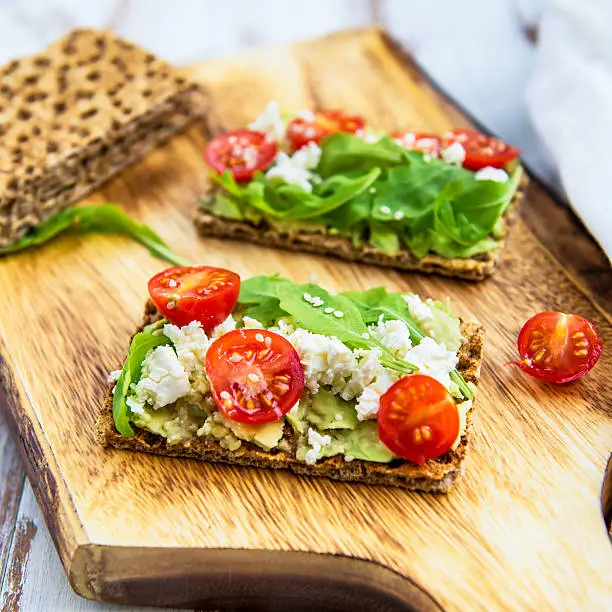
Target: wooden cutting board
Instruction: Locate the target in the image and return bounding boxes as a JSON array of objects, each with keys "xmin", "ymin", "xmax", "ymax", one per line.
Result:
[{"xmin": 1, "ymin": 27, "xmax": 611, "ymax": 612}]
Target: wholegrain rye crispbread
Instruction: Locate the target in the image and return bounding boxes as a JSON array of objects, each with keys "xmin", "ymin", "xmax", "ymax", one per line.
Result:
[
  {"xmin": 0, "ymin": 28, "xmax": 208, "ymax": 247},
  {"xmin": 96, "ymin": 300, "xmax": 485, "ymax": 493},
  {"xmin": 195, "ymin": 174, "xmax": 527, "ymax": 281}
]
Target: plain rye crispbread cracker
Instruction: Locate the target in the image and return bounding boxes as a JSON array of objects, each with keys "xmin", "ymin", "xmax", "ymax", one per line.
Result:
[
  {"xmin": 0, "ymin": 28, "xmax": 208, "ymax": 247},
  {"xmin": 195, "ymin": 174, "xmax": 527, "ymax": 281},
  {"xmin": 96, "ymin": 302, "xmax": 485, "ymax": 493}
]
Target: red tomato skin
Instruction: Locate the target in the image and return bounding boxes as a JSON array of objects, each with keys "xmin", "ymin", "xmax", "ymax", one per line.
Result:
[
  {"xmin": 378, "ymin": 374, "xmax": 460, "ymax": 466},
  {"xmin": 204, "ymin": 130, "xmax": 277, "ymax": 182},
  {"xmin": 513, "ymin": 312, "xmax": 603, "ymax": 384},
  {"xmin": 287, "ymin": 111, "xmax": 365, "ymax": 149},
  {"xmin": 206, "ymin": 329, "xmax": 304, "ymax": 424},
  {"xmin": 148, "ymin": 266, "xmax": 240, "ymax": 331},
  {"xmin": 444, "ymin": 129, "xmax": 520, "ymax": 170}
]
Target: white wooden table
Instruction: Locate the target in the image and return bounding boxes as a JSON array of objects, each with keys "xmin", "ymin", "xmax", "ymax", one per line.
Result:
[{"xmin": 0, "ymin": 1, "xmax": 549, "ymax": 609}]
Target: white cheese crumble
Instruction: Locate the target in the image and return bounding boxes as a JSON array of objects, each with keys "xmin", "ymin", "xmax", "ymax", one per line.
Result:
[
  {"xmin": 304, "ymin": 428, "xmax": 333, "ymax": 465},
  {"xmin": 404, "ymin": 337, "xmax": 458, "ymax": 391},
  {"xmin": 107, "ymin": 369, "xmax": 122, "ymax": 383},
  {"xmin": 163, "ymin": 321, "xmax": 210, "ymax": 382},
  {"xmin": 403, "ymin": 293, "xmax": 434, "ymax": 322},
  {"xmin": 248, "ymin": 100, "xmax": 285, "ymax": 142},
  {"xmin": 475, "ymin": 166, "xmax": 509, "ymax": 183},
  {"xmin": 242, "ymin": 316, "xmax": 264, "ymax": 329},
  {"xmin": 126, "ymin": 345, "xmax": 191, "ymax": 414},
  {"xmin": 440, "ymin": 142, "xmax": 466, "ymax": 165},
  {"xmin": 394, "ymin": 132, "xmax": 415, "ymax": 148},
  {"xmin": 368, "ymin": 319, "xmax": 413, "ymax": 359},
  {"xmin": 211, "ymin": 314, "xmax": 236, "ymax": 338},
  {"xmin": 354, "ymin": 368, "xmax": 399, "ymax": 420},
  {"xmin": 265, "ymin": 141, "xmax": 322, "ymax": 192}
]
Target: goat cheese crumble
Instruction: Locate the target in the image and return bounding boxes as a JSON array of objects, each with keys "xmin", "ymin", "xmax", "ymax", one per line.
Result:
[
  {"xmin": 475, "ymin": 166, "xmax": 509, "ymax": 183},
  {"xmin": 304, "ymin": 428, "xmax": 333, "ymax": 465},
  {"xmin": 440, "ymin": 142, "xmax": 466, "ymax": 165},
  {"xmin": 266, "ymin": 142, "xmax": 322, "ymax": 192},
  {"xmin": 126, "ymin": 345, "xmax": 191, "ymax": 414},
  {"xmin": 403, "ymin": 293, "xmax": 434, "ymax": 322},
  {"xmin": 248, "ymin": 100, "xmax": 285, "ymax": 142}
]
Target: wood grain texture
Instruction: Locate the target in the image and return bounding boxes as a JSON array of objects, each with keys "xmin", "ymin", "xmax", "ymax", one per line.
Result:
[{"xmin": 0, "ymin": 27, "xmax": 611, "ymax": 611}]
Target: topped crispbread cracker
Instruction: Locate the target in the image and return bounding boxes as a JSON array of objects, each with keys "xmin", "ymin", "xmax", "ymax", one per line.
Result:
[
  {"xmin": 0, "ymin": 28, "xmax": 208, "ymax": 247},
  {"xmin": 97, "ymin": 269, "xmax": 484, "ymax": 493},
  {"xmin": 196, "ymin": 102, "xmax": 527, "ymax": 281}
]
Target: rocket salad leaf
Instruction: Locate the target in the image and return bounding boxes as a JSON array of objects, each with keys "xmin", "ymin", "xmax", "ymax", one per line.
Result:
[
  {"xmin": 0, "ymin": 204, "xmax": 189, "ymax": 265},
  {"xmin": 238, "ymin": 276, "xmax": 415, "ymax": 374}
]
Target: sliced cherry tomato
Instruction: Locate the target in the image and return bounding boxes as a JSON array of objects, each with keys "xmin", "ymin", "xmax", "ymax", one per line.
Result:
[
  {"xmin": 287, "ymin": 110, "xmax": 365, "ymax": 149},
  {"xmin": 378, "ymin": 375, "xmax": 459, "ymax": 466},
  {"xmin": 444, "ymin": 129, "xmax": 520, "ymax": 170},
  {"xmin": 206, "ymin": 329, "xmax": 304, "ymax": 424},
  {"xmin": 391, "ymin": 132, "xmax": 443, "ymax": 157},
  {"xmin": 148, "ymin": 266, "xmax": 240, "ymax": 330},
  {"xmin": 511, "ymin": 312, "xmax": 602, "ymax": 383},
  {"xmin": 204, "ymin": 130, "xmax": 277, "ymax": 181}
]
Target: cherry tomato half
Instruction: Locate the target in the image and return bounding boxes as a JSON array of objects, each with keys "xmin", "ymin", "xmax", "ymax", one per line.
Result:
[
  {"xmin": 148, "ymin": 266, "xmax": 240, "ymax": 331},
  {"xmin": 512, "ymin": 312, "xmax": 602, "ymax": 383},
  {"xmin": 206, "ymin": 329, "xmax": 304, "ymax": 424},
  {"xmin": 204, "ymin": 130, "xmax": 277, "ymax": 181},
  {"xmin": 287, "ymin": 110, "xmax": 365, "ymax": 149},
  {"xmin": 391, "ymin": 132, "xmax": 443, "ymax": 157},
  {"xmin": 378, "ymin": 374, "xmax": 460, "ymax": 465},
  {"xmin": 444, "ymin": 129, "xmax": 520, "ymax": 170}
]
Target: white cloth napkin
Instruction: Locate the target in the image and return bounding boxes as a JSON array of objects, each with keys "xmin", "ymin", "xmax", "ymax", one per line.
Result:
[{"xmin": 527, "ymin": 0, "xmax": 612, "ymax": 261}]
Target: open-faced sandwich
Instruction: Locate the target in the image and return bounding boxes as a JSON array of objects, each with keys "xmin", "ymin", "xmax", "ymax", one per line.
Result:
[
  {"xmin": 196, "ymin": 102, "xmax": 525, "ymax": 280},
  {"xmin": 97, "ymin": 266, "xmax": 484, "ymax": 492}
]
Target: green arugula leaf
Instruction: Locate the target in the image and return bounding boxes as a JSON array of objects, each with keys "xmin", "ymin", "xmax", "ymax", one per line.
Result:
[
  {"xmin": 433, "ymin": 165, "xmax": 522, "ymax": 245},
  {"xmin": 369, "ymin": 221, "xmax": 401, "ymax": 253},
  {"xmin": 212, "ymin": 168, "xmax": 380, "ymax": 221},
  {"xmin": 112, "ymin": 320, "xmax": 170, "ymax": 437},
  {"xmin": 241, "ymin": 299, "xmax": 288, "ymax": 327},
  {"xmin": 317, "ymin": 134, "xmax": 407, "ymax": 177},
  {"xmin": 0, "ymin": 204, "xmax": 189, "ymax": 265},
  {"xmin": 372, "ymin": 154, "xmax": 470, "ymax": 221},
  {"xmin": 239, "ymin": 274, "xmax": 292, "ymax": 303},
  {"xmin": 341, "ymin": 288, "xmax": 423, "ymax": 344},
  {"xmin": 275, "ymin": 282, "xmax": 371, "ymax": 349}
]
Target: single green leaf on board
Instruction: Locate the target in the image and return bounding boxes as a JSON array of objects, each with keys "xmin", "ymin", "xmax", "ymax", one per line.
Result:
[{"xmin": 0, "ymin": 204, "xmax": 190, "ymax": 266}]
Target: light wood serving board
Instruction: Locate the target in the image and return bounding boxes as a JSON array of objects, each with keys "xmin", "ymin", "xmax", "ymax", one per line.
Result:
[{"xmin": 0, "ymin": 28, "xmax": 611, "ymax": 612}]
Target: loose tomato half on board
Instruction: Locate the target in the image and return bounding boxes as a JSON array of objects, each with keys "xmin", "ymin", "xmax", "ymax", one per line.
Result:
[
  {"xmin": 206, "ymin": 329, "xmax": 304, "ymax": 424},
  {"xmin": 204, "ymin": 130, "xmax": 277, "ymax": 181},
  {"xmin": 287, "ymin": 110, "xmax": 365, "ymax": 149},
  {"xmin": 148, "ymin": 266, "xmax": 240, "ymax": 330},
  {"xmin": 511, "ymin": 312, "xmax": 602, "ymax": 383},
  {"xmin": 444, "ymin": 129, "xmax": 520, "ymax": 171},
  {"xmin": 378, "ymin": 374, "xmax": 460, "ymax": 465}
]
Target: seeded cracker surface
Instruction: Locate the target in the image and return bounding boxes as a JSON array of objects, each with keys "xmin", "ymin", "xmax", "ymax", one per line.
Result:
[
  {"xmin": 0, "ymin": 28, "xmax": 208, "ymax": 247},
  {"xmin": 96, "ymin": 300, "xmax": 485, "ymax": 493}
]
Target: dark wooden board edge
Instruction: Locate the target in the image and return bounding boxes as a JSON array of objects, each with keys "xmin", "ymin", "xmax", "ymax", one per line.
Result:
[
  {"xmin": 0, "ymin": 343, "xmax": 84, "ymax": 574},
  {"xmin": 71, "ymin": 545, "xmax": 445, "ymax": 611}
]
